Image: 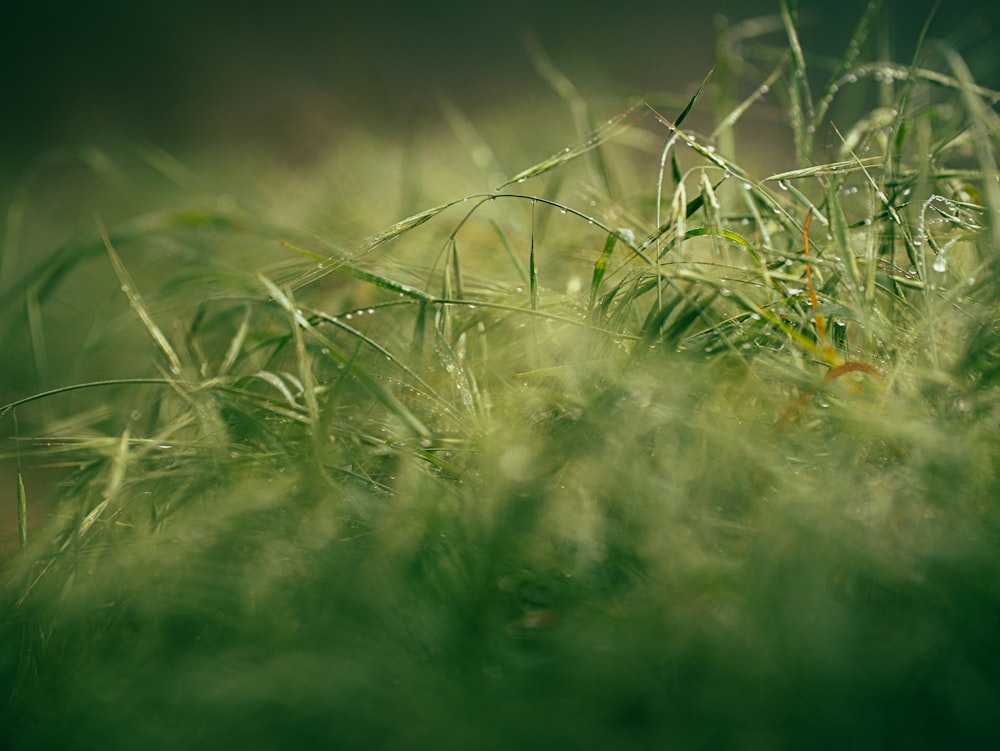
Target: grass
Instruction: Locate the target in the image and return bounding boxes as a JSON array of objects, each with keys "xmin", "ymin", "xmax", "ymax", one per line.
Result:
[{"xmin": 3, "ymin": 2, "xmax": 1000, "ymax": 748}]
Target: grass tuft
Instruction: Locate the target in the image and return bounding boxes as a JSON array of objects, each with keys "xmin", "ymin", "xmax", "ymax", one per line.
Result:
[{"xmin": 2, "ymin": 4, "xmax": 1000, "ymax": 749}]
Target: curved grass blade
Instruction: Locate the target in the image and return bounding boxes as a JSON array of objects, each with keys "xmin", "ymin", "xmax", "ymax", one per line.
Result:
[
  {"xmin": 283, "ymin": 241, "xmax": 434, "ymax": 301},
  {"xmin": 287, "ymin": 198, "xmax": 470, "ymax": 290},
  {"xmin": 812, "ymin": 0, "xmax": 884, "ymax": 129},
  {"xmin": 98, "ymin": 217, "xmax": 184, "ymax": 376},
  {"xmin": 1, "ymin": 379, "xmax": 175, "ymax": 416},
  {"xmin": 258, "ymin": 273, "xmax": 432, "ymax": 441},
  {"xmin": 497, "ymin": 101, "xmax": 645, "ymax": 190}
]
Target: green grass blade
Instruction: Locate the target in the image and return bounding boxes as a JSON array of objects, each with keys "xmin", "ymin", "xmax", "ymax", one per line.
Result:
[
  {"xmin": 589, "ymin": 232, "xmax": 618, "ymax": 319},
  {"xmin": 219, "ymin": 305, "xmax": 252, "ymax": 377},
  {"xmin": 98, "ymin": 218, "xmax": 184, "ymax": 376},
  {"xmin": 673, "ymin": 66, "xmax": 716, "ymax": 131},
  {"xmin": 259, "ymin": 272, "xmax": 432, "ymax": 441},
  {"xmin": 813, "ymin": 0, "xmax": 883, "ymax": 129},
  {"xmin": 713, "ymin": 57, "xmax": 788, "ymax": 140},
  {"xmin": 529, "ymin": 202, "xmax": 538, "ymax": 313},
  {"xmin": 17, "ymin": 467, "xmax": 27, "ymax": 550},
  {"xmin": 497, "ymin": 102, "xmax": 644, "ymax": 189},
  {"xmin": 523, "ymin": 33, "xmax": 617, "ymax": 197},
  {"xmin": 491, "ymin": 220, "xmax": 529, "ymax": 284},
  {"xmin": 288, "ymin": 198, "xmax": 469, "ymax": 290},
  {"xmin": 282, "ymin": 243, "xmax": 433, "ymax": 301},
  {"xmin": 781, "ymin": 0, "xmax": 815, "ymax": 164}
]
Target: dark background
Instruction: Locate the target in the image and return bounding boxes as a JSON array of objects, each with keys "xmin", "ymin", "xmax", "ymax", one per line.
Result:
[{"xmin": 2, "ymin": 0, "xmax": 997, "ymax": 175}]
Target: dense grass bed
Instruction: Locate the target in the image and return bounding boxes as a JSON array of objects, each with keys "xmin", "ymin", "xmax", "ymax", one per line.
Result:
[{"xmin": 3, "ymin": 3, "xmax": 1000, "ymax": 749}]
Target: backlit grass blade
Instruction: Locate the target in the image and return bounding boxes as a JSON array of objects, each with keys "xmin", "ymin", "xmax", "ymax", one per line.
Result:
[
  {"xmin": 497, "ymin": 102, "xmax": 644, "ymax": 189},
  {"xmin": 288, "ymin": 198, "xmax": 469, "ymax": 290},
  {"xmin": 434, "ymin": 328, "xmax": 476, "ymax": 417},
  {"xmin": 17, "ymin": 466, "xmax": 27, "ymax": 550},
  {"xmin": 813, "ymin": 0, "xmax": 883, "ymax": 129},
  {"xmin": 529, "ymin": 201, "xmax": 538, "ymax": 313},
  {"xmin": 282, "ymin": 241, "xmax": 434, "ymax": 300},
  {"xmin": 259, "ymin": 272, "xmax": 431, "ymax": 441},
  {"xmin": 659, "ymin": 65, "xmax": 716, "ymax": 133},
  {"xmin": 78, "ymin": 426, "xmax": 131, "ymax": 540},
  {"xmin": 945, "ymin": 48, "xmax": 1000, "ymax": 260},
  {"xmin": 589, "ymin": 232, "xmax": 617, "ymax": 320},
  {"xmin": 781, "ymin": 0, "xmax": 815, "ymax": 164},
  {"xmin": 713, "ymin": 57, "xmax": 788, "ymax": 139},
  {"xmin": 524, "ymin": 32, "xmax": 618, "ymax": 198},
  {"xmin": 13, "ymin": 410, "xmax": 27, "ymax": 551},
  {"xmin": 219, "ymin": 304, "xmax": 252, "ymax": 377},
  {"xmin": 491, "ymin": 220, "xmax": 529, "ymax": 284},
  {"xmin": 98, "ymin": 218, "xmax": 184, "ymax": 376},
  {"xmin": 765, "ymin": 157, "xmax": 883, "ymax": 182}
]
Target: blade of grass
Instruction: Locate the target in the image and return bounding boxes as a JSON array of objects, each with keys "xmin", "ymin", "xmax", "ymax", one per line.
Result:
[
  {"xmin": 13, "ymin": 411, "xmax": 27, "ymax": 551},
  {"xmin": 944, "ymin": 48, "xmax": 1000, "ymax": 264},
  {"xmin": 491, "ymin": 220, "xmax": 529, "ymax": 284},
  {"xmin": 25, "ymin": 285, "xmax": 47, "ymax": 388},
  {"xmin": 713, "ymin": 56, "xmax": 789, "ymax": 140},
  {"xmin": 781, "ymin": 0, "xmax": 815, "ymax": 164},
  {"xmin": 497, "ymin": 102, "xmax": 645, "ymax": 190},
  {"xmin": 589, "ymin": 232, "xmax": 618, "ymax": 321},
  {"xmin": 529, "ymin": 201, "xmax": 538, "ymax": 314},
  {"xmin": 78, "ymin": 425, "xmax": 131, "ymax": 540},
  {"xmin": 97, "ymin": 217, "xmax": 184, "ymax": 376},
  {"xmin": 258, "ymin": 272, "xmax": 432, "ymax": 442},
  {"xmin": 287, "ymin": 198, "xmax": 470, "ymax": 291},
  {"xmin": 1, "ymin": 379, "xmax": 174, "ymax": 416},
  {"xmin": 523, "ymin": 33, "xmax": 618, "ymax": 197},
  {"xmin": 219, "ymin": 304, "xmax": 252, "ymax": 377},
  {"xmin": 17, "ymin": 467, "xmax": 27, "ymax": 551},
  {"xmin": 813, "ymin": 0, "xmax": 884, "ymax": 129}
]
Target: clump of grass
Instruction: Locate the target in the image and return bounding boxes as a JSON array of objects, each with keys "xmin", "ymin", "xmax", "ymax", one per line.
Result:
[{"xmin": 3, "ymin": 4, "xmax": 1000, "ymax": 749}]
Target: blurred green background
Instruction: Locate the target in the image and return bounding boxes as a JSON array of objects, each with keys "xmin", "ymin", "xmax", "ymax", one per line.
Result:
[{"xmin": 2, "ymin": 0, "xmax": 997, "ymax": 176}]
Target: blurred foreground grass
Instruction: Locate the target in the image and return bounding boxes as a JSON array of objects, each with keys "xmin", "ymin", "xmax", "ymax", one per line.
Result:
[{"xmin": 3, "ymin": 4, "xmax": 1000, "ymax": 749}]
